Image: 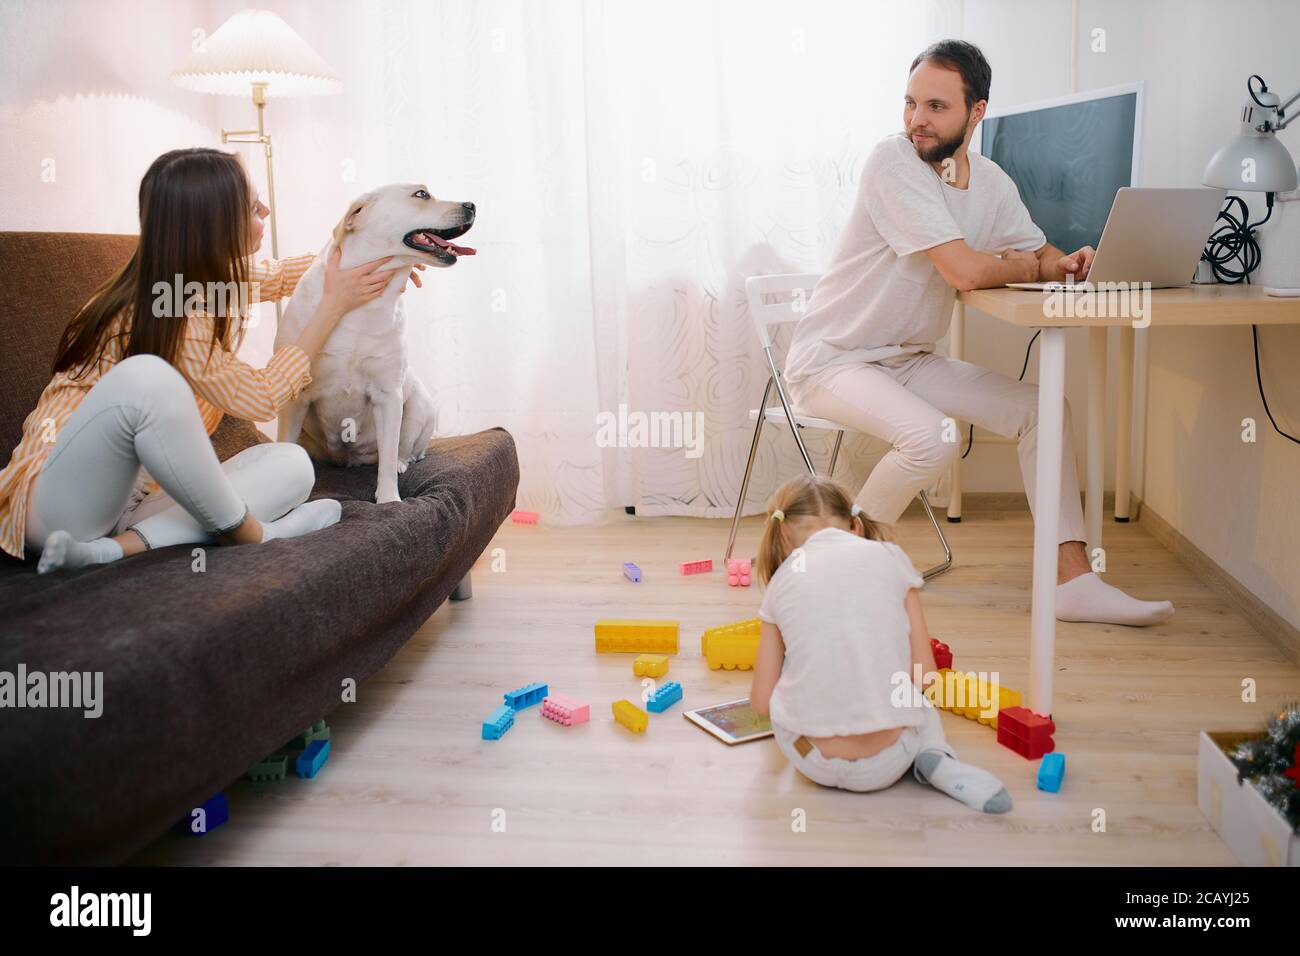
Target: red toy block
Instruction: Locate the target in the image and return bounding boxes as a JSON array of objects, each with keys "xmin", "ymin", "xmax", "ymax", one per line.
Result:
[
  {"xmin": 929, "ymin": 637, "xmax": 952, "ymax": 670},
  {"xmin": 679, "ymin": 558, "xmax": 713, "ymax": 576},
  {"xmin": 996, "ymin": 706, "xmax": 1056, "ymax": 759},
  {"xmin": 510, "ymin": 510, "xmax": 539, "ymax": 525},
  {"xmin": 726, "ymin": 558, "xmax": 751, "ymax": 587}
]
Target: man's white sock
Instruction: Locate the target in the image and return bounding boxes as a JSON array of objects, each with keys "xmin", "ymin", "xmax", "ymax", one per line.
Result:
[
  {"xmin": 1056, "ymin": 571, "xmax": 1174, "ymax": 626},
  {"xmin": 36, "ymin": 530, "xmax": 124, "ymax": 575},
  {"xmin": 259, "ymin": 499, "xmax": 342, "ymax": 543}
]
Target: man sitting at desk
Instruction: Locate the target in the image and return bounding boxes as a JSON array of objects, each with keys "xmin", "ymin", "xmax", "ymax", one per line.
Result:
[{"xmin": 785, "ymin": 39, "xmax": 1173, "ymax": 626}]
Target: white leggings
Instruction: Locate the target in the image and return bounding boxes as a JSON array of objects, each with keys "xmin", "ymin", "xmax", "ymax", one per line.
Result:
[
  {"xmin": 24, "ymin": 353, "xmax": 315, "ymax": 554},
  {"xmin": 790, "ymin": 351, "xmax": 1087, "ymax": 545},
  {"xmin": 771, "ymin": 703, "xmax": 956, "ymax": 792}
]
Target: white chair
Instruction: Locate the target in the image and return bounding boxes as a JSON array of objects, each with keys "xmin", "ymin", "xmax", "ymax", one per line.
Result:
[{"xmin": 725, "ymin": 273, "xmax": 953, "ymax": 579}]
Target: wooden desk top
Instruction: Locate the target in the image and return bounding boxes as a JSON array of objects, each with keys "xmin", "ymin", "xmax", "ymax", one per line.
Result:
[{"xmin": 956, "ymin": 283, "xmax": 1300, "ymax": 328}]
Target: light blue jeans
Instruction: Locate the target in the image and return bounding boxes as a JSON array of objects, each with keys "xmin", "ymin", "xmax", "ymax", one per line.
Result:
[
  {"xmin": 771, "ymin": 703, "xmax": 956, "ymax": 792},
  {"xmin": 25, "ymin": 353, "xmax": 315, "ymax": 554}
]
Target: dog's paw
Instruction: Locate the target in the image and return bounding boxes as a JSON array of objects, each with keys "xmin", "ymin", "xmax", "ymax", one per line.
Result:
[
  {"xmin": 375, "ymin": 486, "xmax": 402, "ymax": 505},
  {"xmin": 396, "ymin": 459, "xmax": 408, "ymax": 474}
]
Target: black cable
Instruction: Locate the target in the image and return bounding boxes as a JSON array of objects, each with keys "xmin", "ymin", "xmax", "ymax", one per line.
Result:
[
  {"xmin": 1018, "ymin": 330, "xmax": 1040, "ymax": 380},
  {"xmin": 1247, "ymin": 74, "xmax": 1270, "ymax": 110},
  {"xmin": 1252, "ymin": 322, "xmax": 1300, "ymax": 444},
  {"xmin": 961, "ymin": 329, "xmax": 1039, "ymax": 459},
  {"xmin": 1198, "ymin": 185, "xmax": 1298, "ymax": 443},
  {"xmin": 1202, "ymin": 193, "xmax": 1271, "ymax": 283}
]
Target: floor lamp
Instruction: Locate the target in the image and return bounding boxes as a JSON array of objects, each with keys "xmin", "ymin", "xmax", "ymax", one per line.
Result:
[{"xmin": 171, "ymin": 8, "xmax": 342, "ymax": 320}]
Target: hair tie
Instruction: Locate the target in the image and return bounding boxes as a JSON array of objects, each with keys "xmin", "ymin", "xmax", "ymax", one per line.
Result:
[
  {"xmin": 851, "ymin": 505, "xmax": 862, "ymax": 518},
  {"xmin": 771, "ymin": 509, "xmax": 785, "ymax": 522}
]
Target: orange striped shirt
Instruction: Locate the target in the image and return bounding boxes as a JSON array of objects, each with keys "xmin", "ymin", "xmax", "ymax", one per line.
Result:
[{"xmin": 0, "ymin": 254, "xmax": 315, "ymax": 560}]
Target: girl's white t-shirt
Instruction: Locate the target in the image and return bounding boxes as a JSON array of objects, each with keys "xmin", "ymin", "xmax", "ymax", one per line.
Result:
[{"xmin": 758, "ymin": 527, "xmax": 927, "ymax": 737}]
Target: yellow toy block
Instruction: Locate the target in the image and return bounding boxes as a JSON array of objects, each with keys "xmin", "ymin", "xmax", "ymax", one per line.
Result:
[
  {"xmin": 700, "ymin": 617, "xmax": 760, "ymax": 670},
  {"xmin": 987, "ymin": 686, "xmax": 1022, "ymax": 729},
  {"xmin": 611, "ymin": 699, "xmax": 648, "ymax": 733},
  {"xmin": 924, "ymin": 668, "xmax": 956, "ymax": 708},
  {"xmin": 926, "ymin": 669, "xmax": 1021, "ymax": 728},
  {"xmin": 633, "ymin": 654, "xmax": 669, "ymax": 678},
  {"xmin": 954, "ymin": 672, "xmax": 983, "ymax": 720},
  {"xmin": 594, "ymin": 619, "xmax": 679, "ymax": 654}
]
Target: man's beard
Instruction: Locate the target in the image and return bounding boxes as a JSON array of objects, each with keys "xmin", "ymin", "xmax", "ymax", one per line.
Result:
[{"xmin": 910, "ymin": 117, "xmax": 969, "ymax": 164}]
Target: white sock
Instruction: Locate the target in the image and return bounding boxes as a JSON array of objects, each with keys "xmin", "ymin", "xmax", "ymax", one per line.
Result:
[
  {"xmin": 914, "ymin": 749, "xmax": 1012, "ymax": 813},
  {"xmin": 1056, "ymin": 571, "xmax": 1174, "ymax": 626},
  {"xmin": 36, "ymin": 530, "xmax": 124, "ymax": 575},
  {"xmin": 259, "ymin": 499, "xmax": 342, "ymax": 543}
]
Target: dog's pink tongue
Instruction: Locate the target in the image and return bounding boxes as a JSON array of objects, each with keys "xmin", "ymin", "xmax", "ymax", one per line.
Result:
[{"xmin": 427, "ymin": 233, "xmax": 476, "ymax": 256}]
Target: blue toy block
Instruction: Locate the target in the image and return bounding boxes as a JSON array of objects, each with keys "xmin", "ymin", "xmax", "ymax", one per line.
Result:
[
  {"xmin": 482, "ymin": 704, "xmax": 516, "ymax": 740},
  {"xmin": 1037, "ymin": 752, "xmax": 1065, "ymax": 792},
  {"xmin": 296, "ymin": 739, "xmax": 330, "ymax": 779},
  {"xmin": 178, "ymin": 791, "xmax": 229, "ymax": 836},
  {"xmin": 646, "ymin": 680, "xmax": 683, "ymax": 713},
  {"xmin": 504, "ymin": 682, "xmax": 548, "ymax": 710},
  {"xmin": 623, "ymin": 562, "xmax": 642, "ymax": 583}
]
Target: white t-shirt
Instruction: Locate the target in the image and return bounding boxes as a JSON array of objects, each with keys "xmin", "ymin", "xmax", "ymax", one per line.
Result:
[
  {"xmin": 757, "ymin": 527, "xmax": 927, "ymax": 737},
  {"xmin": 784, "ymin": 132, "xmax": 1046, "ymax": 390}
]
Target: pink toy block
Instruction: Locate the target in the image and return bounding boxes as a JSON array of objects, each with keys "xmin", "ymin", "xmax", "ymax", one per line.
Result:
[
  {"xmin": 679, "ymin": 558, "xmax": 713, "ymax": 576},
  {"xmin": 541, "ymin": 693, "xmax": 590, "ymax": 726},
  {"xmin": 726, "ymin": 558, "xmax": 751, "ymax": 587},
  {"xmin": 510, "ymin": 509, "xmax": 539, "ymax": 525}
]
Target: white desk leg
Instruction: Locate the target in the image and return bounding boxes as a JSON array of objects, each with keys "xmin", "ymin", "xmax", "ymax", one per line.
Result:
[
  {"xmin": 1031, "ymin": 327, "xmax": 1066, "ymax": 718},
  {"xmin": 1115, "ymin": 326, "xmax": 1135, "ymax": 522},
  {"xmin": 948, "ymin": 302, "xmax": 964, "ymax": 522},
  {"xmin": 1086, "ymin": 327, "xmax": 1106, "ymax": 558}
]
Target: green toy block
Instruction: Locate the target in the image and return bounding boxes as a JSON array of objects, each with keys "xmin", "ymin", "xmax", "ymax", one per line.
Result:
[
  {"xmin": 246, "ymin": 753, "xmax": 288, "ymax": 781},
  {"xmin": 284, "ymin": 719, "xmax": 330, "ymax": 750}
]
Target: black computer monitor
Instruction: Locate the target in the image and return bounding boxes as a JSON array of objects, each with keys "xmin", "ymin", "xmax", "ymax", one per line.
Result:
[{"xmin": 977, "ymin": 83, "xmax": 1144, "ymax": 253}]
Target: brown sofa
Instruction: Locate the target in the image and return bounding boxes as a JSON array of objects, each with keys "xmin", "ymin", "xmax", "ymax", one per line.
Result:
[{"xmin": 0, "ymin": 232, "xmax": 519, "ymax": 863}]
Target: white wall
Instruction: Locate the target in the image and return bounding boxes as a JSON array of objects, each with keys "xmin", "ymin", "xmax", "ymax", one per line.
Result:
[{"xmin": 963, "ymin": 0, "xmax": 1300, "ymax": 632}]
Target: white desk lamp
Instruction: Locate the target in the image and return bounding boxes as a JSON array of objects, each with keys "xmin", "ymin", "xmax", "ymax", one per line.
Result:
[
  {"xmin": 1202, "ymin": 75, "xmax": 1300, "ymax": 296},
  {"xmin": 171, "ymin": 9, "xmax": 342, "ymax": 317}
]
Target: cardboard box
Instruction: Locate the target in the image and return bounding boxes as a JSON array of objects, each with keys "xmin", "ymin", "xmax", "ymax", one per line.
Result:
[{"xmin": 1197, "ymin": 731, "xmax": 1300, "ymax": 867}]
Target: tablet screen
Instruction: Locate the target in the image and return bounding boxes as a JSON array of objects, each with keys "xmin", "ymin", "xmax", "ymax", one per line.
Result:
[{"xmin": 685, "ymin": 698, "xmax": 773, "ymax": 743}]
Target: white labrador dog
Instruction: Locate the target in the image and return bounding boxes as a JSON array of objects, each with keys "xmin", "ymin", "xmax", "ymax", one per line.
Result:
[{"xmin": 274, "ymin": 183, "xmax": 475, "ymax": 503}]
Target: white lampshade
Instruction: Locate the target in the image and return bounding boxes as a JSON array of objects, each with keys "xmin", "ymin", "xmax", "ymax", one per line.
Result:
[
  {"xmin": 1203, "ymin": 130, "xmax": 1298, "ymax": 192},
  {"xmin": 170, "ymin": 8, "xmax": 341, "ymax": 97},
  {"xmin": 1203, "ymin": 90, "xmax": 1299, "ymax": 193}
]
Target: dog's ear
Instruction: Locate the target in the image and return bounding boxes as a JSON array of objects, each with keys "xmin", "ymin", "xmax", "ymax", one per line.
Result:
[{"xmin": 331, "ymin": 200, "xmax": 367, "ymax": 247}]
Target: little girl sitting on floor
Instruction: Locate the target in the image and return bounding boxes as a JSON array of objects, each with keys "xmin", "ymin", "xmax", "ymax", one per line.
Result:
[{"xmin": 749, "ymin": 474, "xmax": 1011, "ymax": 813}]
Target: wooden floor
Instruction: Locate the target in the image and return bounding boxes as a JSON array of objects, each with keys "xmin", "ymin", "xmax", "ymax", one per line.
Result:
[{"xmin": 132, "ymin": 505, "xmax": 1300, "ymax": 866}]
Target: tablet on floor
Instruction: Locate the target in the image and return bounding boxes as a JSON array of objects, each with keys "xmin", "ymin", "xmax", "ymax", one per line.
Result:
[{"xmin": 683, "ymin": 697, "xmax": 773, "ymax": 745}]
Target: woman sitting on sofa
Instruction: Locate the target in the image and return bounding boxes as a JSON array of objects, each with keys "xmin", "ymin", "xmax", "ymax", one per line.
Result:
[{"xmin": 0, "ymin": 147, "xmax": 407, "ymax": 573}]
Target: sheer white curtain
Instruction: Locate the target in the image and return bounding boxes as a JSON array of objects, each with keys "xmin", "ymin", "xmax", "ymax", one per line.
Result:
[{"xmin": 259, "ymin": 0, "xmax": 959, "ymax": 523}]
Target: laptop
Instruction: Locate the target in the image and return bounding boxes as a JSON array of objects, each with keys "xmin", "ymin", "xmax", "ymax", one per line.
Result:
[{"xmin": 1006, "ymin": 186, "xmax": 1226, "ymax": 291}]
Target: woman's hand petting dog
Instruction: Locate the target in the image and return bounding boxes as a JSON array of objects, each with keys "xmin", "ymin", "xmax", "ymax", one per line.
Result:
[
  {"xmin": 321, "ymin": 245, "xmax": 397, "ymax": 316},
  {"xmin": 399, "ymin": 262, "xmax": 426, "ymax": 295}
]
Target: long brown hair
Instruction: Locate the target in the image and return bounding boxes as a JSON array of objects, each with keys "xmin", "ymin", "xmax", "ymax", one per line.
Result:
[
  {"xmin": 755, "ymin": 474, "xmax": 892, "ymax": 586},
  {"xmin": 52, "ymin": 148, "xmax": 256, "ymax": 380}
]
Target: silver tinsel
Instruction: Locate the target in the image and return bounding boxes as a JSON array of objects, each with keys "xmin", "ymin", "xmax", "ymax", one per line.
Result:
[{"xmin": 1227, "ymin": 702, "xmax": 1300, "ymax": 833}]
